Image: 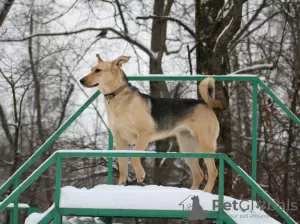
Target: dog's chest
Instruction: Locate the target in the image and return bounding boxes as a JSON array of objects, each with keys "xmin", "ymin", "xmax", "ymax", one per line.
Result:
[{"xmin": 106, "ymin": 105, "xmax": 139, "ymax": 142}]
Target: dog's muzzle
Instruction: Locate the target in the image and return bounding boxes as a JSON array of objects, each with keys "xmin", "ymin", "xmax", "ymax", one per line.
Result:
[{"xmin": 79, "ymin": 79, "xmax": 98, "ymax": 87}]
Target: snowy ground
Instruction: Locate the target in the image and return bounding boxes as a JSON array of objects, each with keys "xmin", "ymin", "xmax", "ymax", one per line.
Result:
[{"xmin": 25, "ymin": 184, "xmax": 280, "ymax": 224}]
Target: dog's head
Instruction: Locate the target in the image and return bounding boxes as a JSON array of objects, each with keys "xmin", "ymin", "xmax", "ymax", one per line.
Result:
[{"xmin": 80, "ymin": 54, "xmax": 130, "ymax": 92}]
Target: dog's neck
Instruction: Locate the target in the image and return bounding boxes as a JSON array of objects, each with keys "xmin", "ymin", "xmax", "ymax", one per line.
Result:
[
  {"xmin": 101, "ymin": 70, "xmax": 132, "ymax": 103},
  {"xmin": 103, "ymin": 82, "xmax": 131, "ymax": 101}
]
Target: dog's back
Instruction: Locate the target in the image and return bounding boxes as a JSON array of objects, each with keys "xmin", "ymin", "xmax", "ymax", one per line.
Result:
[{"xmin": 140, "ymin": 93, "xmax": 207, "ymax": 132}]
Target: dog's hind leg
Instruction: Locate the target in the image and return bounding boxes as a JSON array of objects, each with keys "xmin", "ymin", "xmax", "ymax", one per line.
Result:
[
  {"xmin": 131, "ymin": 131, "xmax": 151, "ymax": 184},
  {"xmin": 191, "ymin": 128, "xmax": 218, "ymax": 193},
  {"xmin": 114, "ymin": 135, "xmax": 130, "ymax": 185},
  {"xmin": 203, "ymin": 157, "xmax": 218, "ymax": 192},
  {"xmin": 176, "ymin": 131, "xmax": 204, "ymax": 190},
  {"xmin": 187, "ymin": 109, "xmax": 219, "ymax": 193}
]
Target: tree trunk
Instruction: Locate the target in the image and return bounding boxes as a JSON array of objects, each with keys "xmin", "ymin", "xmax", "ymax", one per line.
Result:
[
  {"xmin": 0, "ymin": 0, "xmax": 14, "ymax": 27},
  {"xmin": 195, "ymin": 0, "xmax": 245, "ymax": 196},
  {"xmin": 149, "ymin": 0, "xmax": 176, "ymax": 188}
]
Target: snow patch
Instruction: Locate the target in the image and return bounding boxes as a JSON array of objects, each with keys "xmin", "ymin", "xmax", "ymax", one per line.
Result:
[
  {"xmin": 25, "ymin": 204, "xmax": 54, "ymax": 224},
  {"xmin": 6, "ymin": 203, "xmax": 30, "ymax": 208},
  {"xmin": 230, "ymin": 64, "xmax": 273, "ymax": 74}
]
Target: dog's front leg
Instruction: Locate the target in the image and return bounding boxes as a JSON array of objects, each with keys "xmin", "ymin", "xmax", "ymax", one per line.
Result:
[
  {"xmin": 131, "ymin": 132, "xmax": 151, "ymax": 184},
  {"xmin": 114, "ymin": 136, "xmax": 130, "ymax": 185}
]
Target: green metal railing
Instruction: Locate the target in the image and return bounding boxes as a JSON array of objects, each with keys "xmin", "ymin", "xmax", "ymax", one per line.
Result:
[
  {"xmin": 0, "ymin": 75, "xmax": 299, "ymax": 224},
  {"xmin": 0, "ymin": 150, "xmax": 297, "ymax": 223}
]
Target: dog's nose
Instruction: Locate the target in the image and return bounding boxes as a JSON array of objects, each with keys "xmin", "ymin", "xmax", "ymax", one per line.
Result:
[{"xmin": 80, "ymin": 79, "xmax": 84, "ymax": 85}]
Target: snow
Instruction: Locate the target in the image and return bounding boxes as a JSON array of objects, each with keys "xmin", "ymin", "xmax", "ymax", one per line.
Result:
[
  {"xmin": 26, "ymin": 185, "xmax": 280, "ymax": 224},
  {"xmin": 230, "ymin": 64, "xmax": 273, "ymax": 74},
  {"xmin": 25, "ymin": 204, "xmax": 54, "ymax": 224},
  {"xmin": 6, "ymin": 203, "xmax": 29, "ymax": 208}
]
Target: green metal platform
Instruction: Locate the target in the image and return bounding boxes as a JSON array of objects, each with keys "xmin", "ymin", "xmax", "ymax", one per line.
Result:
[{"xmin": 0, "ymin": 75, "xmax": 299, "ymax": 224}]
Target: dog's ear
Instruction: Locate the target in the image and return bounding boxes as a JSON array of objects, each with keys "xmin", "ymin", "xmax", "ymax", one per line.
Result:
[
  {"xmin": 112, "ymin": 56, "xmax": 131, "ymax": 67},
  {"xmin": 96, "ymin": 54, "xmax": 103, "ymax": 63}
]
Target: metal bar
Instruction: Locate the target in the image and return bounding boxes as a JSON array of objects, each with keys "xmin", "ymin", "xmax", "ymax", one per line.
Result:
[
  {"xmin": 222, "ymin": 212, "xmax": 236, "ymax": 224},
  {"xmin": 258, "ymin": 79, "xmax": 300, "ymax": 126},
  {"xmin": 224, "ymin": 155, "xmax": 297, "ymax": 224},
  {"xmin": 0, "ymin": 154, "xmax": 56, "ymax": 212},
  {"xmin": 12, "ymin": 177, "xmax": 19, "ymax": 224},
  {"xmin": 127, "ymin": 75, "xmax": 258, "ymax": 82},
  {"xmin": 0, "ymin": 91, "xmax": 101, "ymax": 196},
  {"xmin": 38, "ymin": 206, "xmax": 55, "ymax": 224},
  {"xmin": 56, "ymin": 150, "xmax": 225, "ymax": 159},
  {"xmin": 54, "ymin": 210, "xmax": 62, "ymax": 224},
  {"xmin": 60, "ymin": 208, "xmax": 218, "ymax": 219},
  {"xmin": 55, "ymin": 156, "xmax": 62, "ymax": 208},
  {"xmin": 252, "ymin": 80, "xmax": 258, "ymax": 201},
  {"xmin": 217, "ymin": 158, "xmax": 224, "ymax": 224},
  {"xmin": 107, "ymin": 130, "xmax": 114, "ymax": 185}
]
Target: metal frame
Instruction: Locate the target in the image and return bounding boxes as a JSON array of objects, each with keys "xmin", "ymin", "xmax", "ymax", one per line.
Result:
[{"xmin": 0, "ymin": 75, "xmax": 299, "ymax": 224}]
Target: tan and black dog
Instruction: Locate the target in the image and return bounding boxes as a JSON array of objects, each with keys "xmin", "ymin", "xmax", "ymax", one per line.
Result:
[{"xmin": 80, "ymin": 54, "xmax": 222, "ymax": 193}]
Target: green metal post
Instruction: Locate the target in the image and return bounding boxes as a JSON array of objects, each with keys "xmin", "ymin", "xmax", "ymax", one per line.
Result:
[
  {"xmin": 107, "ymin": 130, "xmax": 113, "ymax": 185},
  {"xmin": 54, "ymin": 155, "xmax": 62, "ymax": 224},
  {"xmin": 55, "ymin": 156, "xmax": 62, "ymax": 207},
  {"xmin": 10, "ymin": 177, "xmax": 19, "ymax": 224},
  {"xmin": 217, "ymin": 158, "xmax": 224, "ymax": 224},
  {"xmin": 252, "ymin": 81, "xmax": 258, "ymax": 201},
  {"xmin": 103, "ymin": 132, "xmax": 114, "ymax": 224}
]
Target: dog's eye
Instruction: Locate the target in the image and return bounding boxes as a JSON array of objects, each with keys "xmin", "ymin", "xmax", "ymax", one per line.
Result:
[{"xmin": 95, "ymin": 69, "xmax": 101, "ymax": 73}]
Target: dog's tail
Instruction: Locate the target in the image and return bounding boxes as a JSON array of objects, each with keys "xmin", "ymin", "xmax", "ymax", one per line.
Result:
[{"xmin": 199, "ymin": 77, "xmax": 223, "ymax": 109}]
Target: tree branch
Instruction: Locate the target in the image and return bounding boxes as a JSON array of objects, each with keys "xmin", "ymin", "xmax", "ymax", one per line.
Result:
[
  {"xmin": 136, "ymin": 15, "xmax": 196, "ymax": 39},
  {"xmin": 115, "ymin": 0, "xmax": 128, "ymax": 34},
  {"xmin": 230, "ymin": 63, "xmax": 274, "ymax": 74},
  {"xmin": 0, "ymin": 27, "xmax": 154, "ymax": 58},
  {"xmin": 165, "ymin": 44, "xmax": 183, "ymax": 55},
  {"xmin": 230, "ymin": 0, "xmax": 267, "ymax": 47}
]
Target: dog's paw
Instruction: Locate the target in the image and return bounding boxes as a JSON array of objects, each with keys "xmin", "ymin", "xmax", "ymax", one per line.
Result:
[
  {"xmin": 136, "ymin": 170, "xmax": 146, "ymax": 184},
  {"xmin": 118, "ymin": 179, "xmax": 128, "ymax": 186}
]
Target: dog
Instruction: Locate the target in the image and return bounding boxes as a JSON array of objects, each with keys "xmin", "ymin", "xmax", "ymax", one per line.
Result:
[{"xmin": 80, "ymin": 54, "xmax": 222, "ymax": 193}]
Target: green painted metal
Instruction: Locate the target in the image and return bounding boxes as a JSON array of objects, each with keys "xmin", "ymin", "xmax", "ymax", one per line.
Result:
[
  {"xmin": 258, "ymin": 79, "xmax": 300, "ymax": 126},
  {"xmin": 251, "ymin": 80, "xmax": 258, "ymax": 201},
  {"xmin": 0, "ymin": 90, "xmax": 100, "ymax": 197},
  {"xmin": 224, "ymin": 155, "xmax": 297, "ymax": 224},
  {"xmin": 223, "ymin": 212, "xmax": 236, "ymax": 224},
  {"xmin": 38, "ymin": 207, "xmax": 54, "ymax": 224},
  {"xmin": 57, "ymin": 150, "xmax": 225, "ymax": 159},
  {"xmin": 55, "ymin": 156, "xmax": 62, "ymax": 209},
  {"xmin": 0, "ymin": 154, "xmax": 56, "ymax": 212},
  {"xmin": 60, "ymin": 208, "xmax": 218, "ymax": 219},
  {"xmin": 128, "ymin": 75, "xmax": 258, "ymax": 82},
  {"xmin": 107, "ymin": 130, "xmax": 114, "ymax": 185},
  {"xmin": 54, "ymin": 209, "xmax": 62, "ymax": 224},
  {"xmin": 218, "ymin": 158, "xmax": 225, "ymax": 224},
  {"xmin": 27, "ymin": 207, "xmax": 40, "ymax": 215},
  {"xmin": 11, "ymin": 177, "xmax": 19, "ymax": 224}
]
